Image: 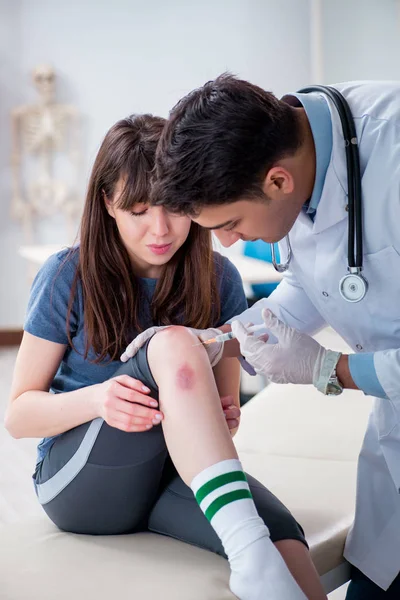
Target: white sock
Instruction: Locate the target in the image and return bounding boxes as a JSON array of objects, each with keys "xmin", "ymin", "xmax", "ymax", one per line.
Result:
[{"xmin": 191, "ymin": 459, "xmax": 307, "ymax": 600}]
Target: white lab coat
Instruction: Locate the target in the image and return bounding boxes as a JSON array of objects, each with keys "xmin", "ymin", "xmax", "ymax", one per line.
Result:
[{"xmin": 238, "ymin": 81, "xmax": 400, "ymax": 590}]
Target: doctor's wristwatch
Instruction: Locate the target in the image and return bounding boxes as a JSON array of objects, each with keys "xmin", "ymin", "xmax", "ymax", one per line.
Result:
[{"xmin": 314, "ymin": 351, "xmax": 344, "ymax": 396}]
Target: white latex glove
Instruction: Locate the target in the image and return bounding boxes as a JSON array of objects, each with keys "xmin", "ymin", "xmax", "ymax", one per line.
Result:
[
  {"xmin": 120, "ymin": 326, "xmax": 171, "ymax": 362},
  {"xmin": 121, "ymin": 325, "xmax": 224, "ymax": 367},
  {"xmin": 231, "ymin": 309, "xmax": 340, "ymax": 387}
]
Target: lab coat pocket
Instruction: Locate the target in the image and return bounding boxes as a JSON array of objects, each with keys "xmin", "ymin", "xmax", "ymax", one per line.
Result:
[
  {"xmin": 362, "ymin": 246, "xmax": 400, "ymax": 321},
  {"xmin": 377, "ymin": 401, "xmax": 400, "ymax": 492},
  {"xmin": 376, "ymin": 397, "xmax": 397, "ymax": 440}
]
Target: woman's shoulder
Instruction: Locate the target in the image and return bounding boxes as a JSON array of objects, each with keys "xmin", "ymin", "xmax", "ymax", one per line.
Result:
[
  {"xmin": 212, "ymin": 252, "xmax": 247, "ymax": 324},
  {"xmin": 25, "ymin": 246, "xmax": 81, "ymax": 343},
  {"xmin": 29, "ymin": 246, "xmax": 81, "ymax": 304},
  {"xmin": 212, "ymin": 251, "xmax": 242, "ymax": 285},
  {"xmin": 39, "ymin": 246, "xmax": 80, "ymax": 280}
]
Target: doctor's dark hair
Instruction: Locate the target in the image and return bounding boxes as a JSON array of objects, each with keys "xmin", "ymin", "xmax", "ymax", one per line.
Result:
[
  {"xmin": 64, "ymin": 114, "xmax": 219, "ymax": 363},
  {"xmin": 152, "ymin": 73, "xmax": 303, "ymax": 215}
]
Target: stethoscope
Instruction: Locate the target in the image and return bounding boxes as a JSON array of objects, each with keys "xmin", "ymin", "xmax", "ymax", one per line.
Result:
[{"xmin": 271, "ymin": 85, "xmax": 368, "ymax": 303}]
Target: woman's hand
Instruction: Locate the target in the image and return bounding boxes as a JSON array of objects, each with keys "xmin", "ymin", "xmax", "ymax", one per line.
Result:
[
  {"xmin": 94, "ymin": 377, "xmax": 238, "ymax": 435},
  {"xmin": 221, "ymin": 395, "xmax": 241, "ymax": 433},
  {"xmin": 120, "ymin": 326, "xmax": 171, "ymax": 362},
  {"xmin": 94, "ymin": 374, "xmax": 163, "ymax": 432}
]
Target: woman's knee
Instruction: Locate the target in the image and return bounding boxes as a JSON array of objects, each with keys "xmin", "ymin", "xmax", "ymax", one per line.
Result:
[
  {"xmin": 148, "ymin": 326, "xmax": 208, "ymax": 368},
  {"xmin": 151, "ymin": 326, "xmax": 197, "ymax": 349}
]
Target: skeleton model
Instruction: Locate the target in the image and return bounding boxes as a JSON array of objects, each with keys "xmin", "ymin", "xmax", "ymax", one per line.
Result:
[{"xmin": 11, "ymin": 65, "xmax": 82, "ymax": 243}]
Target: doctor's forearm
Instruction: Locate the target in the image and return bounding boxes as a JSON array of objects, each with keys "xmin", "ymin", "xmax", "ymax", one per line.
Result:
[
  {"xmin": 346, "ymin": 353, "xmax": 388, "ymax": 398},
  {"xmin": 336, "ymin": 355, "xmax": 358, "ymax": 390}
]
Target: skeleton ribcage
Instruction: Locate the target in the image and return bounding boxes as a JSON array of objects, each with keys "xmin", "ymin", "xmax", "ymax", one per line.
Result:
[{"xmin": 22, "ymin": 107, "xmax": 69, "ymax": 153}]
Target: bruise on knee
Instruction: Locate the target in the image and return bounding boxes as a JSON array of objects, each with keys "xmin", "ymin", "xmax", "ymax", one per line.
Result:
[{"xmin": 176, "ymin": 362, "xmax": 195, "ymax": 390}]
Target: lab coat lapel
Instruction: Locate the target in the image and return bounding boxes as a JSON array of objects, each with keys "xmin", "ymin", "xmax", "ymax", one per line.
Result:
[
  {"xmin": 311, "ymin": 96, "xmax": 349, "ymax": 235},
  {"xmin": 311, "ymin": 167, "xmax": 348, "ymax": 234}
]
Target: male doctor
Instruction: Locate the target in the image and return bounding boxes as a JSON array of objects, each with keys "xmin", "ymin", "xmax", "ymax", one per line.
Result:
[{"xmin": 148, "ymin": 75, "xmax": 400, "ymax": 599}]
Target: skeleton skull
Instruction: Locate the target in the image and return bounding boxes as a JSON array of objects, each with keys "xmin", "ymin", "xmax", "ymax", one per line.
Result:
[{"xmin": 32, "ymin": 65, "xmax": 55, "ymax": 104}]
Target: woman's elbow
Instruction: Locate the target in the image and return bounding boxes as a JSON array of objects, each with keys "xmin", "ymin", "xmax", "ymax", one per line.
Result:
[{"xmin": 4, "ymin": 404, "xmax": 24, "ymax": 439}]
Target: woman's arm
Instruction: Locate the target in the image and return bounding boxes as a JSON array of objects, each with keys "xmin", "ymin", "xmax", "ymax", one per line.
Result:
[
  {"xmin": 5, "ymin": 331, "xmax": 162, "ymax": 439},
  {"xmin": 213, "ymin": 356, "xmax": 241, "ymax": 437},
  {"xmin": 5, "ymin": 331, "xmax": 101, "ymax": 438}
]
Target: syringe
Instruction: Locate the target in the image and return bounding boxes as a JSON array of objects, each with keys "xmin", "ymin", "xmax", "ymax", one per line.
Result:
[{"xmin": 193, "ymin": 323, "xmax": 266, "ymax": 346}]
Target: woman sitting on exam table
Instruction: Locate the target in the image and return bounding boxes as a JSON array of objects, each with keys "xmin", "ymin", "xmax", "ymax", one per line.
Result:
[{"xmin": 5, "ymin": 115, "xmax": 325, "ymax": 600}]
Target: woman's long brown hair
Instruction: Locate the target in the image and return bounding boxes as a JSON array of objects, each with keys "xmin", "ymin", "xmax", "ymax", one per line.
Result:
[{"xmin": 67, "ymin": 114, "xmax": 219, "ymax": 363}]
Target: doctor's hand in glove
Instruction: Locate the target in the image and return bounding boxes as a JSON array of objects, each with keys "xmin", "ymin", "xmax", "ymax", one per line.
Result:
[
  {"xmin": 231, "ymin": 309, "xmax": 342, "ymax": 392},
  {"xmin": 120, "ymin": 325, "xmax": 224, "ymax": 367}
]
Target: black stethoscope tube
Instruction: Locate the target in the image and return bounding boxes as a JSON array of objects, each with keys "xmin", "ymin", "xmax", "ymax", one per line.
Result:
[{"xmin": 298, "ymin": 85, "xmax": 363, "ymax": 270}]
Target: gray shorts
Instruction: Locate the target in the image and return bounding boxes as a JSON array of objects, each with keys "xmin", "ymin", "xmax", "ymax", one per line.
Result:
[{"xmin": 34, "ymin": 341, "xmax": 307, "ymax": 556}]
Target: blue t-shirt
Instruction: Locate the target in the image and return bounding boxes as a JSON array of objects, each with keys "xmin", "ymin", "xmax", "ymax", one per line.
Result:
[{"xmin": 24, "ymin": 247, "xmax": 247, "ymax": 463}]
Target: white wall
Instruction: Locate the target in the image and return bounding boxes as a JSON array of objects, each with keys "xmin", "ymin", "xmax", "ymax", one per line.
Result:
[
  {"xmin": 1, "ymin": 0, "xmax": 312, "ymax": 327},
  {"xmin": 322, "ymin": 0, "xmax": 400, "ymax": 82},
  {"xmin": 0, "ymin": 0, "xmax": 28, "ymax": 328},
  {"xmin": 4, "ymin": 0, "xmax": 400, "ymax": 327}
]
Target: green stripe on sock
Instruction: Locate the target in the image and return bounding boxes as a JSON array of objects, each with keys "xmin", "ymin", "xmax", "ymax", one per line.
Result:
[
  {"xmin": 205, "ymin": 489, "xmax": 252, "ymax": 521},
  {"xmin": 195, "ymin": 471, "xmax": 247, "ymax": 504}
]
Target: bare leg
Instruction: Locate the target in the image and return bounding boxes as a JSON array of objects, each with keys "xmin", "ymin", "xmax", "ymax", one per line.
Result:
[
  {"xmin": 276, "ymin": 541, "xmax": 327, "ymax": 600},
  {"xmin": 147, "ymin": 326, "xmax": 325, "ymax": 600},
  {"xmin": 147, "ymin": 326, "xmax": 235, "ymax": 483}
]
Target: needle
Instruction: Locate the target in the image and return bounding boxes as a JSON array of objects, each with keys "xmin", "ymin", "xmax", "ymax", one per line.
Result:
[{"xmin": 192, "ymin": 323, "xmax": 266, "ymax": 346}]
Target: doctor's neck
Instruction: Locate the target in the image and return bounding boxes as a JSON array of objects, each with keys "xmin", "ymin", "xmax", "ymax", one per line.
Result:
[{"xmin": 289, "ymin": 107, "xmax": 317, "ymax": 206}]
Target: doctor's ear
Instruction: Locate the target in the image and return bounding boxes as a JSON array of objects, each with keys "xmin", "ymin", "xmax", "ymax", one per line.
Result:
[{"xmin": 263, "ymin": 166, "xmax": 294, "ymax": 197}]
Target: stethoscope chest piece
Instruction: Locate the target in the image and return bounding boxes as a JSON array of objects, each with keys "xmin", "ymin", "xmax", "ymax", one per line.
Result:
[{"xmin": 339, "ymin": 271, "xmax": 368, "ymax": 303}]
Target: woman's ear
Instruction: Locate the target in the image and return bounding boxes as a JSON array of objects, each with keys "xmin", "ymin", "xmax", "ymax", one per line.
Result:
[{"xmin": 103, "ymin": 189, "xmax": 115, "ymax": 218}]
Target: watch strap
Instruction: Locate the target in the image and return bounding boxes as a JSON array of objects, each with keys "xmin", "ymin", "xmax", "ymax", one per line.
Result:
[{"xmin": 313, "ymin": 350, "xmax": 342, "ymax": 395}]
